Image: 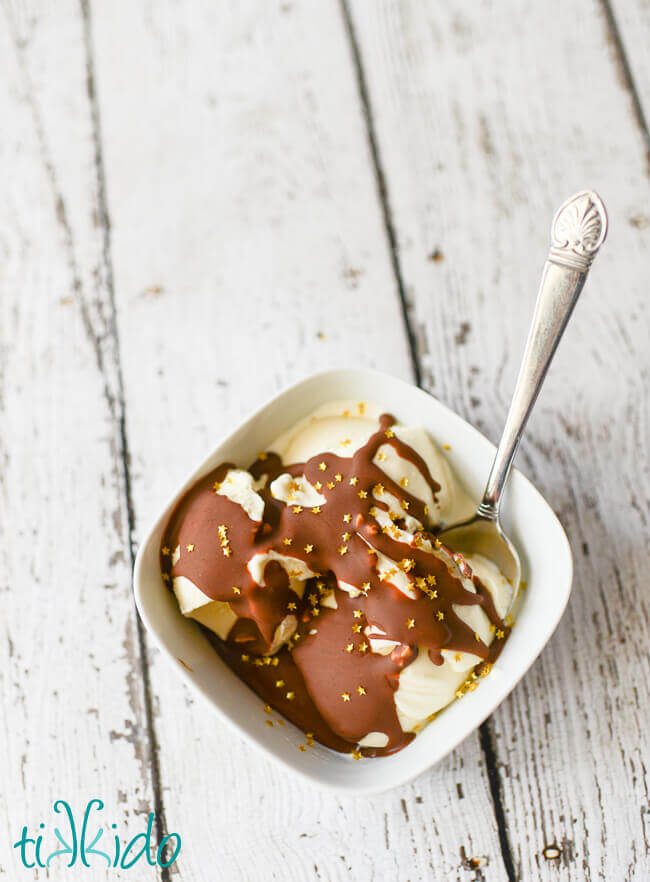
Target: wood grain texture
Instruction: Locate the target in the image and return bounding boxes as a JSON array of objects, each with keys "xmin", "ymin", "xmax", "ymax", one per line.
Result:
[
  {"xmin": 347, "ymin": 0, "xmax": 650, "ymax": 879},
  {"xmin": 88, "ymin": 0, "xmax": 517, "ymax": 878},
  {"xmin": 0, "ymin": 2, "xmax": 158, "ymax": 878}
]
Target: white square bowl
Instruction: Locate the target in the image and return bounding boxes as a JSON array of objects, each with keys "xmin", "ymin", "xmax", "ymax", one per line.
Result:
[{"xmin": 133, "ymin": 368, "xmax": 572, "ymax": 794}]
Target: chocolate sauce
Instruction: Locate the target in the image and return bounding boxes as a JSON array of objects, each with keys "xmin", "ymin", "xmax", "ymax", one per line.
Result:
[{"xmin": 161, "ymin": 415, "xmax": 508, "ymax": 757}]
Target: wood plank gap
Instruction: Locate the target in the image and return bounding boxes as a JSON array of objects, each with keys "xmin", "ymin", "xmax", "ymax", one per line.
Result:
[
  {"xmin": 597, "ymin": 0, "xmax": 650, "ymax": 173},
  {"xmin": 478, "ymin": 720, "xmax": 517, "ymax": 882},
  {"xmin": 340, "ymin": 3, "xmax": 524, "ymax": 876},
  {"xmin": 79, "ymin": 1, "xmax": 171, "ymax": 877},
  {"xmin": 339, "ymin": 0, "xmax": 422, "ymax": 386}
]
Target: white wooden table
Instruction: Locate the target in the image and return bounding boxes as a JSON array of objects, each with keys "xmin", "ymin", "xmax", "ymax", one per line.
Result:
[{"xmin": 1, "ymin": 1, "xmax": 648, "ymax": 879}]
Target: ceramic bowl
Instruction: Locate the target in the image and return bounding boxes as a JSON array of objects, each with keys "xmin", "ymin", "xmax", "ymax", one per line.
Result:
[{"xmin": 133, "ymin": 368, "xmax": 572, "ymax": 794}]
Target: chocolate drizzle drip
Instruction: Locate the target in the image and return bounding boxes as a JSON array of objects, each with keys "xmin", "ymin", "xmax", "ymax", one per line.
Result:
[{"xmin": 161, "ymin": 414, "xmax": 508, "ymax": 757}]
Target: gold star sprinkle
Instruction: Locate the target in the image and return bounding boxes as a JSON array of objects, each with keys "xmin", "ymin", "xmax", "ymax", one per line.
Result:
[
  {"xmin": 264, "ymin": 704, "xmax": 272, "ymax": 713},
  {"xmin": 334, "ymin": 473, "xmax": 342, "ymax": 482},
  {"xmin": 475, "ymin": 632, "xmax": 481, "ymax": 642},
  {"xmin": 400, "ymin": 499, "xmax": 410, "ymax": 510},
  {"xmin": 358, "ymin": 490, "xmax": 368, "ymax": 499},
  {"xmin": 186, "ymin": 544, "xmax": 195, "ymax": 552},
  {"xmin": 304, "ymin": 544, "xmax": 314, "ymax": 553},
  {"xmin": 343, "ymin": 513, "xmax": 352, "ymax": 523},
  {"xmin": 292, "ymin": 505, "xmax": 303, "ymax": 514},
  {"xmin": 454, "ymin": 653, "xmax": 462, "ymax": 663},
  {"xmin": 352, "ymin": 750, "xmax": 362, "ymax": 761},
  {"xmin": 358, "ymin": 402, "xmax": 366, "ymax": 415},
  {"xmin": 374, "ymin": 483, "xmax": 385, "ymax": 495},
  {"xmin": 212, "ymin": 482, "xmax": 221, "ymax": 492},
  {"xmin": 258, "ymin": 452, "xmax": 268, "ymax": 461},
  {"xmin": 361, "ymin": 582, "xmax": 370, "ymax": 592},
  {"xmin": 426, "ymin": 574, "xmax": 437, "ymax": 586},
  {"xmin": 342, "ymin": 532, "xmax": 351, "ymax": 541},
  {"xmin": 345, "ymin": 643, "xmax": 354, "ymax": 653},
  {"xmin": 218, "ymin": 525, "xmax": 227, "ymax": 537},
  {"xmin": 436, "ymin": 611, "xmax": 444, "ymax": 621},
  {"xmin": 311, "ymin": 506, "xmax": 322, "ymax": 514},
  {"xmin": 406, "ymin": 618, "xmax": 415, "ymax": 629},
  {"xmin": 443, "ymin": 444, "xmax": 451, "ymax": 451},
  {"xmin": 318, "ymin": 462, "xmax": 327, "ymax": 471},
  {"xmin": 232, "ymin": 586, "xmax": 240, "ymax": 595},
  {"xmin": 352, "ymin": 624, "xmax": 362, "ymax": 633},
  {"xmin": 357, "ymin": 685, "xmax": 366, "ymax": 695},
  {"xmin": 400, "ymin": 477, "xmax": 409, "ymax": 488},
  {"xmin": 223, "ymin": 547, "xmax": 231, "ymax": 557},
  {"xmin": 358, "ymin": 642, "xmax": 368, "ymax": 653},
  {"xmin": 385, "ymin": 429, "xmax": 394, "ymax": 438},
  {"xmin": 283, "ymin": 538, "xmax": 292, "ymax": 546},
  {"xmin": 376, "ymin": 452, "xmax": 387, "ymax": 462},
  {"xmin": 401, "ymin": 558, "xmax": 415, "ymax": 572},
  {"xmin": 341, "ymin": 439, "xmax": 351, "ymax": 447},
  {"xmin": 272, "ymin": 657, "xmax": 279, "ymax": 666},
  {"xmin": 349, "ymin": 477, "xmax": 359, "ymax": 486},
  {"xmin": 353, "ymin": 609, "xmax": 363, "ymax": 619},
  {"xmin": 241, "ymin": 654, "xmax": 250, "ymax": 662},
  {"xmin": 314, "ymin": 481, "xmax": 323, "ymax": 490},
  {"xmin": 305, "ymin": 732, "xmax": 314, "ymax": 739},
  {"xmin": 298, "ymin": 744, "xmax": 306, "ymax": 751},
  {"xmin": 161, "ymin": 572, "xmax": 170, "ymax": 583},
  {"xmin": 496, "ymin": 629, "xmax": 505, "ymax": 639},
  {"xmin": 327, "ymin": 482, "xmax": 335, "ymax": 490},
  {"xmin": 338, "ymin": 545, "xmax": 348, "ymax": 555},
  {"xmin": 286, "ymin": 691, "xmax": 295, "ymax": 701},
  {"xmin": 161, "ymin": 546, "xmax": 170, "ymax": 556},
  {"xmin": 312, "ymin": 607, "xmax": 320, "ymax": 616},
  {"xmin": 341, "ymin": 692, "xmax": 351, "ymax": 702},
  {"xmin": 275, "ymin": 679, "xmax": 284, "ymax": 688},
  {"xmin": 287, "ymin": 602, "xmax": 297, "ymax": 611},
  {"xmin": 265, "ymin": 720, "xmax": 274, "ymax": 728}
]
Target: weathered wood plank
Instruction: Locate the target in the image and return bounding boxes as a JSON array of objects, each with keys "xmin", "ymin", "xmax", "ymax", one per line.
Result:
[
  {"xmin": 0, "ymin": 2, "xmax": 160, "ymax": 879},
  {"xmin": 89, "ymin": 0, "xmax": 516, "ymax": 878},
  {"xmin": 347, "ymin": 0, "xmax": 650, "ymax": 878}
]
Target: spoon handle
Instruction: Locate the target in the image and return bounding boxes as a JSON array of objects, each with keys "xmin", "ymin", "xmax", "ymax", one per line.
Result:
[{"xmin": 478, "ymin": 190, "xmax": 608, "ymax": 519}]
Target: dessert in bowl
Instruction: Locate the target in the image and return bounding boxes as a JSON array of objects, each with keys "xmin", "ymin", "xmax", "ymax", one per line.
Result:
[{"xmin": 134, "ymin": 369, "xmax": 572, "ymax": 792}]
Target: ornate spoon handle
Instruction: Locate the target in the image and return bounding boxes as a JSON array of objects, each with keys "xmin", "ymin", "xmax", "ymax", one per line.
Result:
[{"xmin": 478, "ymin": 190, "xmax": 608, "ymax": 518}]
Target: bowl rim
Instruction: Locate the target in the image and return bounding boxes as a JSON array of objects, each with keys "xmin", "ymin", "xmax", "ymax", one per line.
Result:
[{"xmin": 133, "ymin": 366, "xmax": 573, "ymax": 794}]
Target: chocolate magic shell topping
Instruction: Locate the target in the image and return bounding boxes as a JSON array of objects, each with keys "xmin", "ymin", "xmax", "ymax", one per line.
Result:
[{"xmin": 161, "ymin": 414, "xmax": 508, "ymax": 757}]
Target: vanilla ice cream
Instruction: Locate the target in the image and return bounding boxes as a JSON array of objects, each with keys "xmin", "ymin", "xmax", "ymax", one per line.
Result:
[{"xmin": 160, "ymin": 400, "xmax": 513, "ymax": 756}]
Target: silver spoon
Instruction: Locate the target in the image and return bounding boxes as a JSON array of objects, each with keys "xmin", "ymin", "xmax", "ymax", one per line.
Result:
[{"xmin": 438, "ymin": 190, "xmax": 608, "ymax": 602}]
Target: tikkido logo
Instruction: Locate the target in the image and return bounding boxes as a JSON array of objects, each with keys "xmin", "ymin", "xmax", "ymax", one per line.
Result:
[{"xmin": 13, "ymin": 799, "xmax": 181, "ymax": 871}]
